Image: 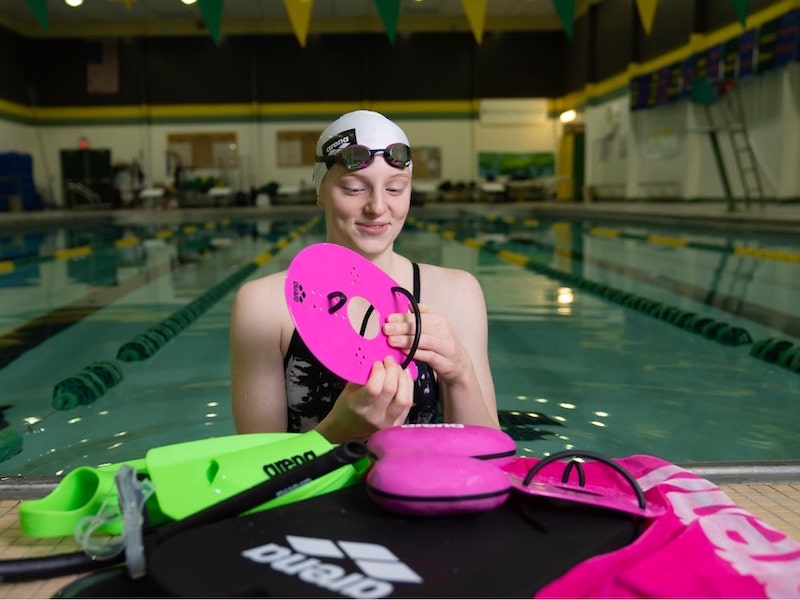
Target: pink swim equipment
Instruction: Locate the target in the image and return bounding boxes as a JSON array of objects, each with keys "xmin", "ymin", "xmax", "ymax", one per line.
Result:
[{"xmin": 285, "ymin": 243, "xmax": 419, "ymax": 385}]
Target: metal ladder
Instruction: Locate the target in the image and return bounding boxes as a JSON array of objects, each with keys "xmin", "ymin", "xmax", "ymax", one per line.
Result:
[
  {"xmin": 704, "ymin": 87, "xmax": 766, "ymax": 212},
  {"xmin": 67, "ymin": 181, "xmax": 103, "ymax": 208}
]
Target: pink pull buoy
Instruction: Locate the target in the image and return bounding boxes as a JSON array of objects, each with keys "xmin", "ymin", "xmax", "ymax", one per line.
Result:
[
  {"xmin": 367, "ymin": 424, "xmax": 517, "ymax": 466},
  {"xmin": 285, "ymin": 243, "xmax": 420, "ymax": 385},
  {"xmin": 366, "ymin": 453, "xmax": 511, "ymax": 517}
]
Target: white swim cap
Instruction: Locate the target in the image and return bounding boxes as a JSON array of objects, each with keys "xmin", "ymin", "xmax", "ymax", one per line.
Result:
[{"xmin": 312, "ymin": 110, "xmax": 412, "ymax": 195}]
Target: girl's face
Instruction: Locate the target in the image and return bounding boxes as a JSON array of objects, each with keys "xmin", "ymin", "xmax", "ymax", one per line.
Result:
[{"xmin": 318, "ymin": 156, "xmax": 412, "ymax": 260}]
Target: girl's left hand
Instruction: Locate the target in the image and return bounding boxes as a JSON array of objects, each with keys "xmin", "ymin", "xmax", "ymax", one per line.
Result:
[{"xmin": 383, "ymin": 303, "xmax": 473, "ymax": 386}]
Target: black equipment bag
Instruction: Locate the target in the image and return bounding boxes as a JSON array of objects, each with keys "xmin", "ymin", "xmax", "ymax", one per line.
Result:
[{"xmin": 57, "ymin": 483, "xmax": 640, "ymax": 598}]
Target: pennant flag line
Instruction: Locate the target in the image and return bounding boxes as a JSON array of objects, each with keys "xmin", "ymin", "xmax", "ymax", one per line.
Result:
[{"xmin": 18, "ymin": 0, "xmax": 759, "ymax": 45}]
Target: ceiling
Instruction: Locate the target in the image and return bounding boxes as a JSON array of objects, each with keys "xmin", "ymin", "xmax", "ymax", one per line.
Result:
[{"xmin": 0, "ymin": 0, "xmax": 586, "ymax": 38}]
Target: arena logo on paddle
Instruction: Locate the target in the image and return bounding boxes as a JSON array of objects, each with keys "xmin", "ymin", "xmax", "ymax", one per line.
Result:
[
  {"xmin": 262, "ymin": 449, "xmax": 318, "ymax": 478},
  {"xmin": 241, "ymin": 534, "xmax": 422, "ymax": 598}
]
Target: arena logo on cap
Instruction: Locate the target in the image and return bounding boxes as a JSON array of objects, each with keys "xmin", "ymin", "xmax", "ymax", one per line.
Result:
[{"xmin": 322, "ymin": 129, "xmax": 357, "ymax": 156}]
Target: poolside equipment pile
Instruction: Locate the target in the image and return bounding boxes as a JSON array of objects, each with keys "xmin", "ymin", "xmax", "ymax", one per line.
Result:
[
  {"xmin": 7, "ymin": 425, "xmax": 645, "ymax": 597},
  {"xmin": 7, "ymin": 423, "xmax": 799, "ymax": 598}
]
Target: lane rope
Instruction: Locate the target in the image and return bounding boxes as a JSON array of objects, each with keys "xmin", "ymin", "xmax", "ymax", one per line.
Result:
[{"xmin": 406, "ymin": 216, "xmax": 800, "ymax": 375}]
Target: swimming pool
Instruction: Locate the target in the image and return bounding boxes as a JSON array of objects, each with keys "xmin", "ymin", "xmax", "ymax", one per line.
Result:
[{"xmin": 1, "ymin": 207, "xmax": 799, "ymax": 476}]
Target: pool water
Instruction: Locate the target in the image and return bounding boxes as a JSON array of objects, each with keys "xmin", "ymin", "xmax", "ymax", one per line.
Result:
[{"xmin": 0, "ymin": 210, "xmax": 798, "ymax": 476}]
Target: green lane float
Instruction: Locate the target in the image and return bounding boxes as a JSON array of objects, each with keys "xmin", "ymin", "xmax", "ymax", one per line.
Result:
[
  {"xmin": 410, "ymin": 216, "xmax": 800, "ymax": 375},
  {"xmin": 48, "ymin": 218, "xmax": 322, "ymax": 415},
  {"xmin": 406, "ymin": 218, "xmax": 755, "ymax": 349},
  {"xmin": 750, "ymin": 338, "xmax": 800, "ymax": 373},
  {"xmin": 115, "ymin": 217, "xmax": 321, "ymax": 363},
  {"xmin": 116, "ymin": 261, "xmax": 260, "ymax": 362},
  {"xmin": 52, "ymin": 361, "xmax": 124, "ymax": 410},
  {"xmin": 0, "ymin": 428, "xmax": 24, "ymax": 462}
]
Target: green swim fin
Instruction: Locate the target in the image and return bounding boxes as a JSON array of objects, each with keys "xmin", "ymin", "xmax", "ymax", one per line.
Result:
[
  {"xmin": 18, "ymin": 458, "xmax": 152, "ymax": 539},
  {"xmin": 146, "ymin": 429, "xmax": 369, "ymax": 521},
  {"xmin": 19, "ymin": 431, "xmax": 369, "ymax": 539}
]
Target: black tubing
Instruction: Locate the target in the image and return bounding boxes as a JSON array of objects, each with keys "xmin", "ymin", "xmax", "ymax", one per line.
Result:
[
  {"xmin": 562, "ymin": 459, "xmax": 586, "ymax": 487},
  {"xmin": 331, "ymin": 286, "xmax": 419, "ymax": 371},
  {"xmin": 521, "ymin": 449, "xmax": 647, "ymax": 511},
  {"xmin": 390, "ymin": 286, "xmax": 422, "ymax": 370},
  {"xmin": 0, "ymin": 549, "xmax": 119, "ymax": 583},
  {"xmin": 152, "ymin": 441, "xmax": 369, "ymax": 542}
]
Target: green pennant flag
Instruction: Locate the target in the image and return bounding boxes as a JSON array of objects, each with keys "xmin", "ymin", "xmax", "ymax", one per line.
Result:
[
  {"xmin": 730, "ymin": 0, "xmax": 748, "ymax": 27},
  {"xmin": 25, "ymin": 0, "xmax": 49, "ymax": 31},
  {"xmin": 198, "ymin": 0, "xmax": 224, "ymax": 45},
  {"xmin": 551, "ymin": 0, "xmax": 575, "ymax": 40},
  {"xmin": 374, "ymin": 0, "xmax": 401, "ymax": 45}
]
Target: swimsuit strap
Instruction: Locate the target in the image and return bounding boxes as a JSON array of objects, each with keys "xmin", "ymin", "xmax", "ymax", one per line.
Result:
[{"xmin": 412, "ymin": 262, "xmax": 420, "ymax": 302}]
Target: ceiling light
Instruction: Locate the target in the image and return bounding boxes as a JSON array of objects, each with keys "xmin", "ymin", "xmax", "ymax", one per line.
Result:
[
  {"xmin": 181, "ymin": 0, "xmax": 197, "ymax": 4},
  {"xmin": 65, "ymin": 0, "xmax": 83, "ymax": 7},
  {"xmin": 559, "ymin": 109, "xmax": 577, "ymax": 123}
]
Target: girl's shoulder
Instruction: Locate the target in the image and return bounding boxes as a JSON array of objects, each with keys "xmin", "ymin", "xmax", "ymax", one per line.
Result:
[
  {"xmin": 233, "ymin": 270, "xmax": 289, "ymax": 312},
  {"xmin": 416, "ymin": 262, "xmax": 484, "ymax": 305},
  {"xmin": 417, "ymin": 262, "xmax": 480, "ymax": 286}
]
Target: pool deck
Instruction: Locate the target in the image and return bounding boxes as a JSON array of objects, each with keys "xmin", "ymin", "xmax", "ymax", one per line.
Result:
[
  {"xmin": 1, "ymin": 199, "xmax": 800, "ymax": 596},
  {"xmin": 524, "ymin": 199, "xmax": 800, "ymax": 233},
  {"xmin": 2, "ymin": 199, "xmax": 800, "ymax": 234}
]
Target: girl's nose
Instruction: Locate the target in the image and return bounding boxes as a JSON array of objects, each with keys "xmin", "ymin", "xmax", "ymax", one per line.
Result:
[{"xmin": 365, "ymin": 190, "xmax": 387, "ymax": 214}]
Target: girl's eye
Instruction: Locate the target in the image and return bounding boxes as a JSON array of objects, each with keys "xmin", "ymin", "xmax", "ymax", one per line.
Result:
[
  {"xmin": 338, "ymin": 178, "xmax": 365, "ymax": 194},
  {"xmin": 386, "ymin": 182, "xmax": 408, "ymax": 194}
]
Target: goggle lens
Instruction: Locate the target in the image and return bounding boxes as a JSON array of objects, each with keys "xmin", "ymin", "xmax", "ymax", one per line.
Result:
[{"xmin": 316, "ymin": 143, "xmax": 412, "ymax": 171}]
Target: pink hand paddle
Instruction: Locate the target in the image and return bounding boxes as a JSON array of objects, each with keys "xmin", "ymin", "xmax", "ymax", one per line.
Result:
[
  {"xmin": 507, "ymin": 450, "xmax": 666, "ymax": 518},
  {"xmin": 285, "ymin": 243, "xmax": 420, "ymax": 385}
]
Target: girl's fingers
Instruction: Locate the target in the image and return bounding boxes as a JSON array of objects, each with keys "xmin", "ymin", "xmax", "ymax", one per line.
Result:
[
  {"xmin": 380, "ymin": 355, "xmax": 399, "ymax": 394},
  {"xmin": 388, "ymin": 368, "xmax": 413, "ymax": 425}
]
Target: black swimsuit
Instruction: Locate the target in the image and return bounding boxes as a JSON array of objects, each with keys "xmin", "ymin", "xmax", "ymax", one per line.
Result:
[{"xmin": 283, "ymin": 262, "xmax": 440, "ymax": 432}]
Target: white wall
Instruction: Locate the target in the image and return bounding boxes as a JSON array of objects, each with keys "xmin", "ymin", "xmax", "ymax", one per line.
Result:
[
  {"xmin": 584, "ymin": 63, "xmax": 799, "ymax": 201},
  {"xmin": 2, "ymin": 110, "xmax": 564, "ymax": 206},
  {"xmin": 780, "ymin": 63, "xmax": 800, "ymax": 195},
  {"xmin": 585, "ymin": 96, "xmax": 631, "ymax": 194},
  {"xmin": 2, "ymin": 63, "xmax": 799, "ymax": 207}
]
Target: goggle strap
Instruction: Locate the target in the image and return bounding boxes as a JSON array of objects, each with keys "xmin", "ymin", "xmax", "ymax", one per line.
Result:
[{"xmin": 315, "ymin": 144, "xmax": 411, "ymax": 171}]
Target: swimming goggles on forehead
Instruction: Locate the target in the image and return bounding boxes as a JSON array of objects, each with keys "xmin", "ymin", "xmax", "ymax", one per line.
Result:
[{"xmin": 315, "ymin": 143, "xmax": 412, "ymax": 171}]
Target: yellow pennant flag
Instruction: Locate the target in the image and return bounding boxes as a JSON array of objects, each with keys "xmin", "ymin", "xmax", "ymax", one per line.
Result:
[
  {"xmin": 461, "ymin": 0, "xmax": 488, "ymax": 44},
  {"xmin": 283, "ymin": 0, "xmax": 314, "ymax": 48},
  {"xmin": 635, "ymin": 0, "xmax": 658, "ymax": 36}
]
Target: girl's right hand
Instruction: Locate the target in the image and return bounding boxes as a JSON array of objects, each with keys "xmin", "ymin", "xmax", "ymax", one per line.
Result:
[{"xmin": 315, "ymin": 355, "xmax": 414, "ymax": 443}]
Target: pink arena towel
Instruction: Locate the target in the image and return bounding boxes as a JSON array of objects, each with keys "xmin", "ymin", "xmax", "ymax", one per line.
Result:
[{"xmin": 502, "ymin": 455, "xmax": 800, "ymax": 598}]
